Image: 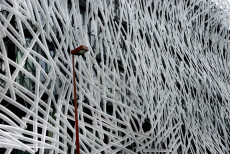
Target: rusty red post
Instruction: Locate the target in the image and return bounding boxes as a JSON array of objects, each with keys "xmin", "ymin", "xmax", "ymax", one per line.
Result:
[
  {"xmin": 72, "ymin": 55, "xmax": 80, "ymax": 154},
  {"xmin": 71, "ymin": 45, "xmax": 88, "ymax": 154}
]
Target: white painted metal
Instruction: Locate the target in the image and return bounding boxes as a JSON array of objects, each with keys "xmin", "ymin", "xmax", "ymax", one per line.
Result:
[{"xmin": 0, "ymin": 0, "xmax": 230, "ymax": 153}]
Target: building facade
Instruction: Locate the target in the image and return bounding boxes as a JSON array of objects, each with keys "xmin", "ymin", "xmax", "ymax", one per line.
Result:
[{"xmin": 0, "ymin": 0, "xmax": 230, "ymax": 153}]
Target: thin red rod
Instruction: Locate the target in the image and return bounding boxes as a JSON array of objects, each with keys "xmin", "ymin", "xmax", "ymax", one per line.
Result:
[{"xmin": 72, "ymin": 55, "xmax": 80, "ymax": 154}]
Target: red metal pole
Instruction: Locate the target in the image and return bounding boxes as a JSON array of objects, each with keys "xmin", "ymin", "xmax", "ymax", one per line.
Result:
[{"xmin": 72, "ymin": 55, "xmax": 80, "ymax": 154}]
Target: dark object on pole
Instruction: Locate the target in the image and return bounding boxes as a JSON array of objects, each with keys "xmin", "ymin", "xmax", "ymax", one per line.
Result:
[{"xmin": 71, "ymin": 45, "xmax": 89, "ymax": 55}]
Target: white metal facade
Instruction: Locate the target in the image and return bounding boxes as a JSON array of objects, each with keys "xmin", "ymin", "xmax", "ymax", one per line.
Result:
[{"xmin": 0, "ymin": 0, "xmax": 230, "ymax": 153}]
